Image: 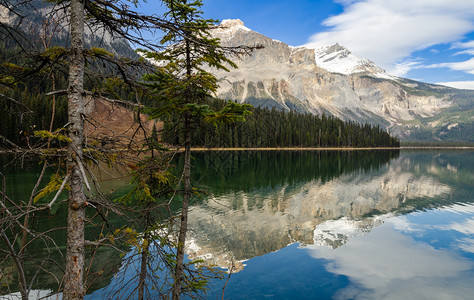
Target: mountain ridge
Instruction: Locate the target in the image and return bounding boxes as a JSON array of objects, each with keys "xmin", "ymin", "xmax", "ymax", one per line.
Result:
[{"xmin": 211, "ymin": 20, "xmax": 474, "ymax": 142}]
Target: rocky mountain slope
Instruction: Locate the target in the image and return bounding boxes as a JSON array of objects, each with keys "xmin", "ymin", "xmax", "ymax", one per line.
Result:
[
  {"xmin": 211, "ymin": 19, "xmax": 474, "ymax": 142},
  {"xmin": 0, "ymin": 0, "xmax": 137, "ymax": 58}
]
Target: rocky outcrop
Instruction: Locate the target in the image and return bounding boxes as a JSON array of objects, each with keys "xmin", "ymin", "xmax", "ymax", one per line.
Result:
[{"xmin": 84, "ymin": 97, "xmax": 158, "ymax": 148}]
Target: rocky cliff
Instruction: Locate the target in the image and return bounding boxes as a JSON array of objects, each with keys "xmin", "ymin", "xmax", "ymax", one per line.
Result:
[{"xmin": 211, "ymin": 19, "xmax": 474, "ymax": 142}]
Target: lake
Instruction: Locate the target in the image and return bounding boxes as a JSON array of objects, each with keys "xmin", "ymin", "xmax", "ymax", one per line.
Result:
[{"xmin": 2, "ymin": 150, "xmax": 474, "ymax": 299}]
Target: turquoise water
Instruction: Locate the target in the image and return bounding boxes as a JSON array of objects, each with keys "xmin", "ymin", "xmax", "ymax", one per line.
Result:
[{"xmin": 89, "ymin": 150, "xmax": 474, "ymax": 299}]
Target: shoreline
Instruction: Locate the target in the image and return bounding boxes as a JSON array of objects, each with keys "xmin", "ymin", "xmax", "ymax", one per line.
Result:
[
  {"xmin": 1, "ymin": 146, "xmax": 474, "ymax": 154},
  {"xmin": 188, "ymin": 146, "xmax": 474, "ymax": 151}
]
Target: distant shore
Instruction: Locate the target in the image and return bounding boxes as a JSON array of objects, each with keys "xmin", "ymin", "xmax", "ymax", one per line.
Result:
[
  {"xmin": 187, "ymin": 146, "xmax": 474, "ymax": 151},
  {"xmin": 2, "ymin": 146, "xmax": 474, "ymax": 154}
]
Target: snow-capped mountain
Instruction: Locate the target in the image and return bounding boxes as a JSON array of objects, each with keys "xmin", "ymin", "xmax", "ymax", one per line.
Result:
[
  {"xmin": 213, "ymin": 19, "xmax": 252, "ymax": 41},
  {"xmin": 217, "ymin": 20, "xmax": 389, "ymax": 77},
  {"xmin": 210, "ymin": 20, "xmax": 474, "ymax": 142},
  {"xmin": 314, "ymin": 43, "xmax": 392, "ymax": 79}
]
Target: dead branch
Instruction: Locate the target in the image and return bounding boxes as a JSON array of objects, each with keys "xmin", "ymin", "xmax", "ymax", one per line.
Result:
[{"xmin": 47, "ymin": 173, "xmax": 69, "ymax": 208}]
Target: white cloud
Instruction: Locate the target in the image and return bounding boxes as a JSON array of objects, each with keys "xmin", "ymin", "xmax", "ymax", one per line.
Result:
[
  {"xmin": 452, "ymin": 40, "xmax": 474, "ymax": 55},
  {"xmin": 432, "ymin": 218, "xmax": 474, "ymax": 252},
  {"xmin": 452, "ymin": 40, "xmax": 474, "ymax": 50},
  {"xmin": 437, "ymin": 218, "xmax": 474, "ymax": 235},
  {"xmin": 437, "ymin": 80, "xmax": 474, "ymax": 90},
  {"xmin": 429, "ymin": 58, "xmax": 474, "ymax": 74},
  {"xmin": 304, "ymin": 0, "xmax": 474, "ymax": 76},
  {"xmin": 389, "ymin": 60, "xmax": 423, "ymax": 77},
  {"xmin": 386, "ymin": 216, "xmax": 421, "ymax": 233},
  {"xmin": 457, "ymin": 238, "xmax": 474, "ymax": 253},
  {"xmin": 455, "ymin": 49, "xmax": 474, "ymax": 56}
]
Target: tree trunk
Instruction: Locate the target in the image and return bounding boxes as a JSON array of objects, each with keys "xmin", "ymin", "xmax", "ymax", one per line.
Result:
[
  {"xmin": 172, "ymin": 117, "xmax": 191, "ymax": 300},
  {"xmin": 172, "ymin": 37, "xmax": 193, "ymax": 300},
  {"xmin": 138, "ymin": 208, "xmax": 151, "ymax": 300},
  {"xmin": 138, "ymin": 241, "xmax": 149, "ymax": 300},
  {"xmin": 63, "ymin": 0, "xmax": 86, "ymax": 298}
]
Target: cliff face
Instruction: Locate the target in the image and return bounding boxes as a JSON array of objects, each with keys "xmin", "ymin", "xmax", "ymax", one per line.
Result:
[
  {"xmin": 210, "ymin": 20, "xmax": 473, "ymax": 141},
  {"xmin": 83, "ymin": 97, "xmax": 158, "ymax": 148}
]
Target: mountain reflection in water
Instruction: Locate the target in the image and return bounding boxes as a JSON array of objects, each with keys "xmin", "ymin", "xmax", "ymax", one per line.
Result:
[
  {"xmin": 179, "ymin": 150, "xmax": 474, "ymax": 300},
  {"xmin": 180, "ymin": 150, "xmax": 456, "ymax": 271}
]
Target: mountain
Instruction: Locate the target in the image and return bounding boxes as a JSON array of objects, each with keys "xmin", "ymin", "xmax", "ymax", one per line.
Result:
[
  {"xmin": 211, "ymin": 19, "xmax": 474, "ymax": 142},
  {"xmin": 0, "ymin": 1, "xmax": 137, "ymax": 58},
  {"xmin": 314, "ymin": 43, "xmax": 389, "ymax": 77}
]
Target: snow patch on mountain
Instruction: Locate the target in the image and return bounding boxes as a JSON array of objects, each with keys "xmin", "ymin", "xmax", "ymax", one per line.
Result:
[
  {"xmin": 213, "ymin": 19, "xmax": 251, "ymax": 42},
  {"xmin": 314, "ymin": 43, "xmax": 394, "ymax": 79},
  {"xmin": 208, "ymin": 19, "xmax": 466, "ymax": 140}
]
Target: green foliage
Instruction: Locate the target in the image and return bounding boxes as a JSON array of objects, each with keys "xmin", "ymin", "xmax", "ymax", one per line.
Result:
[
  {"xmin": 205, "ymin": 101, "xmax": 253, "ymax": 125},
  {"xmin": 86, "ymin": 47, "xmax": 115, "ymax": 58},
  {"xmin": 0, "ymin": 75, "xmax": 15, "ymax": 85},
  {"xmin": 115, "ymin": 156, "xmax": 178, "ymax": 206},
  {"xmin": 33, "ymin": 173, "xmax": 67, "ymax": 203},
  {"xmin": 41, "ymin": 47, "xmax": 68, "ymax": 61},
  {"xmin": 142, "ymin": 0, "xmax": 244, "ymax": 127},
  {"xmin": 2, "ymin": 62, "xmax": 27, "ymax": 73},
  {"xmin": 163, "ymin": 98, "xmax": 400, "ymax": 148},
  {"xmin": 34, "ymin": 129, "xmax": 72, "ymax": 143}
]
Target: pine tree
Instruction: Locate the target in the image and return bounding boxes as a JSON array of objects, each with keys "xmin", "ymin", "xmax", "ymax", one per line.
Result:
[{"xmin": 141, "ymin": 1, "xmax": 254, "ymax": 297}]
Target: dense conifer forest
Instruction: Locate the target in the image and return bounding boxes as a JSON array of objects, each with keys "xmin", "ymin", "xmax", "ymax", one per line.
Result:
[
  {"xmin": 0, "ymin": 77, "xmax": 400, "ymax": 148},
  {"xmin": 162, "ymin": 99, "xmax": 400, "ymax": 148}
]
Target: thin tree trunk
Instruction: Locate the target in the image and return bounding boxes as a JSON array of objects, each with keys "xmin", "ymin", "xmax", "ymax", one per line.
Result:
[
  {"xmin": 15, "ymin": 162, "xmax": 48, "ymax": 300},
  {"xmin": 172, "ymin": 37, "xmax": 193, "ymax": 300},
  {"xmin": 63, "ymin": 0, "xmax": 86, "ymax": 298},
  {"xmin": 172, "ymin": 117, "xmax": 191, "ymax": 300},
  {"xmin": 47, "ymin": 75, "xmax": 56, "ymax": 148},
  {"xmin": 138, "ymin": 208, "xmax": 151, "ymax": 300},
  {"xmin": 138, "ymin": 241, "xmax": 149, "ymax": 300}
]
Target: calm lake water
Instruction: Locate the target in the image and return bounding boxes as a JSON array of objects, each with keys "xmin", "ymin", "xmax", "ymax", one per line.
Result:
[{"xmin": 2, "ymin": 150, "xmax": 474, "ymax": 299}]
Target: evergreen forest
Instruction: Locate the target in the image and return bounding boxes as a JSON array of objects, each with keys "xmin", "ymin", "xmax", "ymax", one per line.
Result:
[{"xmin": 162, "ymin": 99, "xmax": 400, "ymax": 148}]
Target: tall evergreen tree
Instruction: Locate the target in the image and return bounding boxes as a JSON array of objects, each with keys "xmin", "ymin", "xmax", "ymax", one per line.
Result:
[{"xmin": 141, "ymin": 1, "xmax": 254, "ymax": 298}]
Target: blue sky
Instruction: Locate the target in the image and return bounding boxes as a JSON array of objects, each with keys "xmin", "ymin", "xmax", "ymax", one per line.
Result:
[{"xmin": 143, "ymin": 0, "xmax": 474, "ymax": 89}]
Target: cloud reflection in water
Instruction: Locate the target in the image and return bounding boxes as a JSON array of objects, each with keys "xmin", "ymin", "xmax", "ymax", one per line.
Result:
[{"xmin": 308, "ymin": 219, "xmax": 474, "ymax": 299}]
